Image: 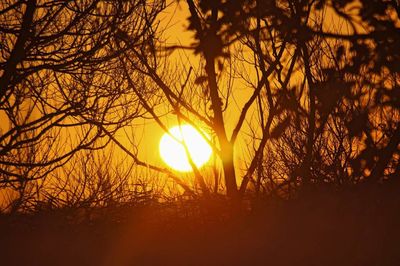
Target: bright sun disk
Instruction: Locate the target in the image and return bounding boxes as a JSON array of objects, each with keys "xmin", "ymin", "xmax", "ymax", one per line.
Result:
[{"xmin": 159, "ymin": 124, "xmax": 212, "ymax": 172}]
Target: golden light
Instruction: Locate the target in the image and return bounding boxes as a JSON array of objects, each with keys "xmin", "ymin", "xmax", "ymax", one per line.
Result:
[{"xmin": 159, "ymin": 124, "xmax": 212, "ymax": 172}]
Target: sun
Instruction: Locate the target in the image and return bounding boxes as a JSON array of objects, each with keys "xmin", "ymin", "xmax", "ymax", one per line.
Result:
[{"xmin": 159, "ymin": 124, "xmax": 212, "ymax": 172}]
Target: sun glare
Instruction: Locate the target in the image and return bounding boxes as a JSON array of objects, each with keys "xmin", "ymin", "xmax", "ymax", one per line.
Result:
[{"xmin": 159, "ymin": 124, "xmax": 212, "ymax": 172}]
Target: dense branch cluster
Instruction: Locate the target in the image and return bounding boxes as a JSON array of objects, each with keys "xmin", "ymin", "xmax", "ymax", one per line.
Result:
[{"xmin": 0, "ymin": 0, "xmax": 163, "ymax": 210}]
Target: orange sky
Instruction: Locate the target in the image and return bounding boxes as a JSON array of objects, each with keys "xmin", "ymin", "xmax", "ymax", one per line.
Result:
[{"xmin": 127, "ymin": 1, "xmax": 256, "ymax": 172}]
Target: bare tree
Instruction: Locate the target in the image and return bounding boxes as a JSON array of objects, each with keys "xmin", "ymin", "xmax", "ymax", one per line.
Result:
[
  {"xmin": 112, "ymin": 0, "xmax": 297, "ymax": 199},
  {"xmin": 115, "ymin": 0, "xmax": 399, "ymax": 201},
  {"xmin": 0, "ymin": 0, "xmax": 164, "ymax": 190}
]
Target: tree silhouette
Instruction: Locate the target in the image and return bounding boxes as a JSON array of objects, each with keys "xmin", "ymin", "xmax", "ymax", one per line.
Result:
[
  {"xmin": 116, "ymin": 0, "xmax": 399, "ymax": 199},
  {"xmin": 0, "ymin": 0, "xmax": 163, "ymax": 193},
  {"xmin": 1, "ymin": 0, "xmax": 398, "ymax": 205}
]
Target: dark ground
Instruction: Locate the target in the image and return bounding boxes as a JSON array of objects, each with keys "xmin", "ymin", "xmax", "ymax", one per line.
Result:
[{"xmin": 1, "ymin": 184, "xmax": 400, "ymax": 266}]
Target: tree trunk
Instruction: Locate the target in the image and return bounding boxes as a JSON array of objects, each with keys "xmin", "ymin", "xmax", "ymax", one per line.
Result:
[
  {"xmin": 220, "ymin": 142, "xmax": 238, "ymax": 199},
  {"xmin": 187, "ymin": 0, "xmax": 238, "ymax": 198},
  {"xmin": 204, "ymin": 55, "xmax": 238, "ymax": 199}
]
